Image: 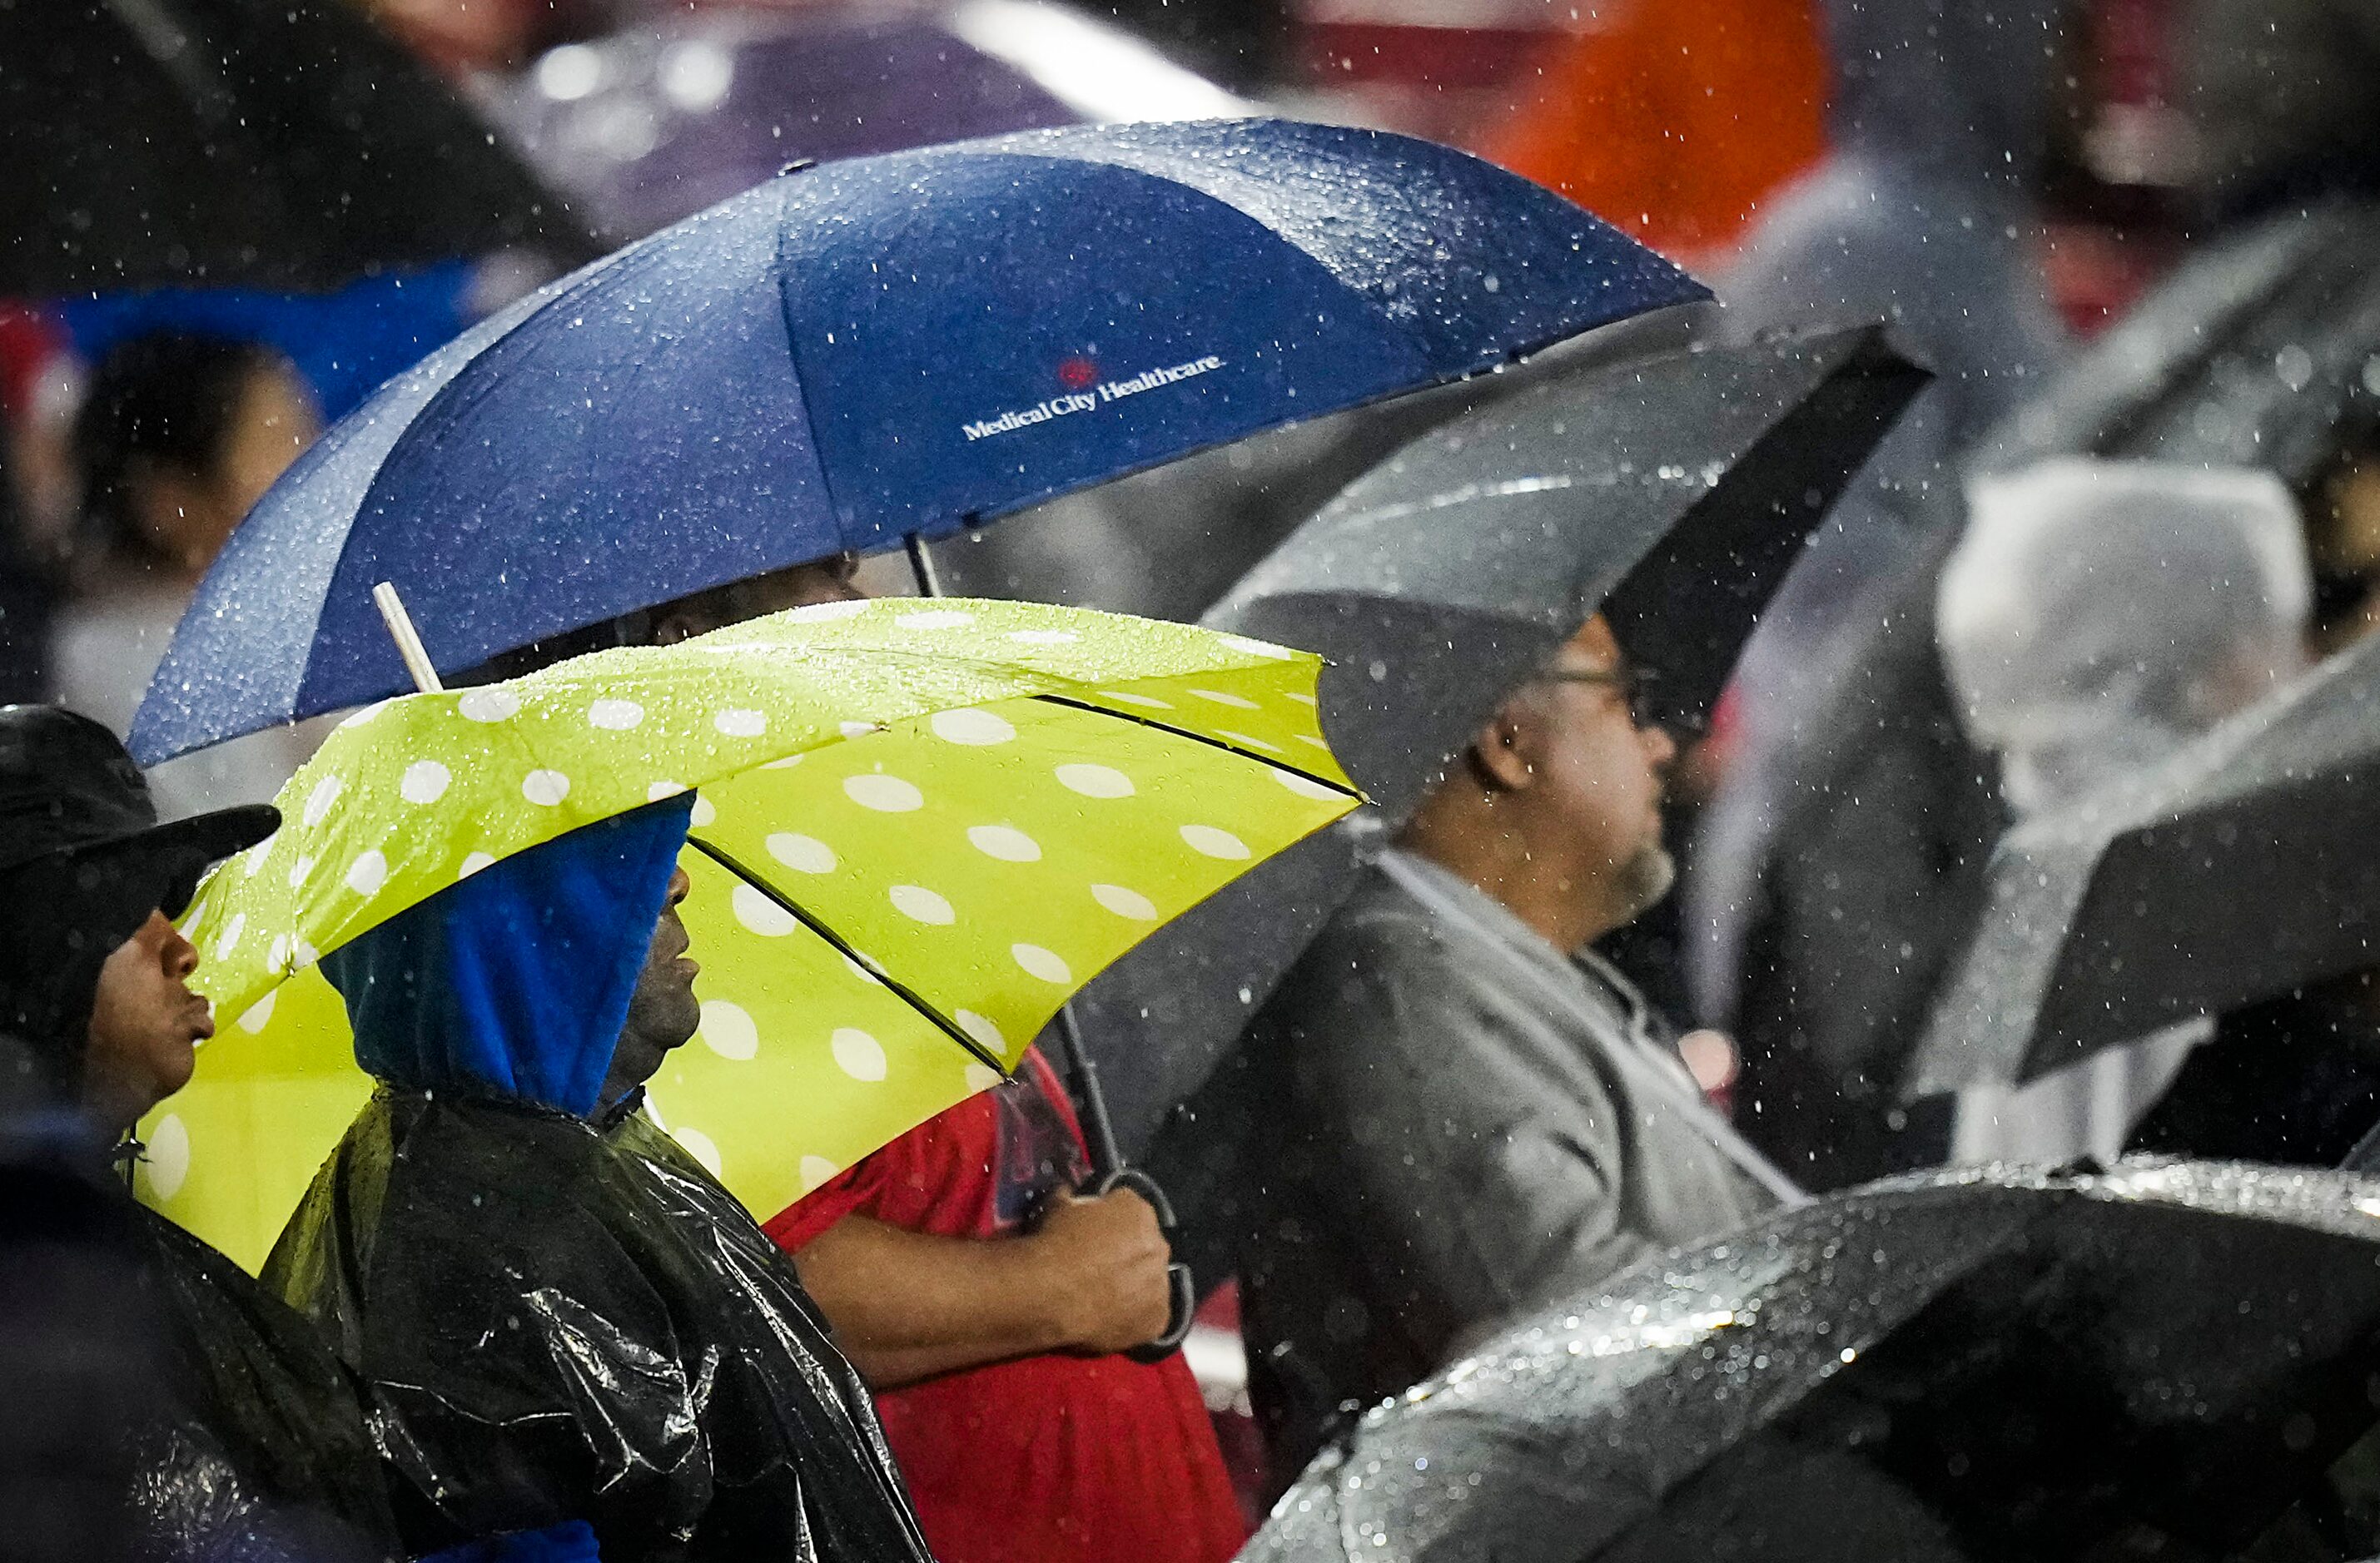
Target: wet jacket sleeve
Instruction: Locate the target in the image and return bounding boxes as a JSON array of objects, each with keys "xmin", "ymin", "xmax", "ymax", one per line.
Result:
[{"xmin": 1284, "ymin": 914, "xmax": 1659, "ymax": 1338}]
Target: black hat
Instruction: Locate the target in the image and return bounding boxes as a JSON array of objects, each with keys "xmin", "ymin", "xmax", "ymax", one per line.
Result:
[{"xmin": 0, "ymin": 707, "xmax": 278, "ymax": 1074}]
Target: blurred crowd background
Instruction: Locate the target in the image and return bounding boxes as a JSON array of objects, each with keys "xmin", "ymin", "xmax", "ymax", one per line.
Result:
[{"xmin": 10, "ymin": 0, "xmax": 2380, "ymax": 1510}]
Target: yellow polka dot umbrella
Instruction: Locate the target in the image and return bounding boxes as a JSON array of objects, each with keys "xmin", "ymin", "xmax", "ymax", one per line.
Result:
[{"xmin": 140, "ymin": 597, "xmax": 1358, "ymax": 1273}]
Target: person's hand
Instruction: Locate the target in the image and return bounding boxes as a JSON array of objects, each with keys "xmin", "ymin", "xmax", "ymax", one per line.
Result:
[{"xmin": 1031, "ymin": 1186, "xmax": 1173, "ymax": 1355}]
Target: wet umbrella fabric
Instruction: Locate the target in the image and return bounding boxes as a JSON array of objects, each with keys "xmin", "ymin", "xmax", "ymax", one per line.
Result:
[
  {"xmin": 127, "ymin": 117, "xmax": 1704, "ymax": 767},
  {"xmin": 147, "ymin": 598, "xmax": 1358, "ymax": 1270},
  {"xmin": 0, "ymin": 0, "xmax": 589, "ymax": 295},
  {"xmin": 1075, "ymin": 324, "xmax": 1927, "ymax": 1155},
  {"xmin": 1209, "ymin": 322, "xmax": 1925, "ymax": 806},
  {"xmin": 1910, "ymin": 629, "xmax": 2380, "ymax": 1093},
  {"xmin": 1247, "ymin": 1161, "xmax": 2380, "ymax": 1563}
]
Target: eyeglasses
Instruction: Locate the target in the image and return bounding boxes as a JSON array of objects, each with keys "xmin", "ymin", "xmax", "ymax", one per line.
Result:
[{"xmin": 1533, "ymin": 665, "xmax": 1662, "ymax": 728}]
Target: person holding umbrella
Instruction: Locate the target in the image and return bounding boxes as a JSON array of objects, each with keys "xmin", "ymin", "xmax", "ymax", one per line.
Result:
[
  {"xmin": 763, "ymin": 1015, "xmax": 1244, "ymax": 1563},
  {"xmin": 471, "ymin": 556, "xmax": 1241, "ymax": 1563},
  {"xmin": 1134, "ymin": 325, "xmax": 1924, "ymax": 1489},
  {"xmin": 489, "ymin": 565, "xmax": 1247, "ymax": 1563},
  {"xmin": 1232, "ymin": 614, "xmax": 1802, "ymax": 1480},
  {"xmin": 0, "ymin": 704, "xmax": 400, "ymax": 1560}
]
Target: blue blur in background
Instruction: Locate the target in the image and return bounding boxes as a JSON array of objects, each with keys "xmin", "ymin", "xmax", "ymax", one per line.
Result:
[{"xmin": 57, "ymin": 263, "xmax": 479, "ymax": 420}]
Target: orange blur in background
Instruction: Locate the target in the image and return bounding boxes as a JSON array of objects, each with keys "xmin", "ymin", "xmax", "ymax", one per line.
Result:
[{"xmin": 1486, "ymin": 0, "xmax": 1828, "ymax": 270}]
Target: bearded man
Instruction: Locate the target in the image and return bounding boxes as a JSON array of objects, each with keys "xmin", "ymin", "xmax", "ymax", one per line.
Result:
[{"xmin": 1231, "ymin": 618, "xmax": 1800, "ymax": 1478}]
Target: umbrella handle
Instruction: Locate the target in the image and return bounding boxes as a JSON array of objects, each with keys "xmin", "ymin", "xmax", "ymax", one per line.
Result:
[{"xmin": 1091, "ymin": 1165, "xmax": 1196, "ymax": 1362}]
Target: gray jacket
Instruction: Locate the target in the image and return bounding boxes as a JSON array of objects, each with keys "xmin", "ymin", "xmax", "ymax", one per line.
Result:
[{"xmin": 1237, "ymin": 852, "xmax": 1791, "ymax": 1479}]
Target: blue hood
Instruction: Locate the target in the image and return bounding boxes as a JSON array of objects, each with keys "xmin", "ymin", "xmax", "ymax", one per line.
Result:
[{"xmin": 323, "ymin": 796, "xmax": 694, "ymax": 1118}]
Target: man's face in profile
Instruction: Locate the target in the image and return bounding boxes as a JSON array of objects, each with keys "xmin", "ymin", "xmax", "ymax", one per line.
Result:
[
  {"xmin": 605, "ymin": 865, "xmax": 701, "ymax": 1103},
  {"xmin": 1520, "ymin": 618, "xmax": 1678, "ymax": 921}
]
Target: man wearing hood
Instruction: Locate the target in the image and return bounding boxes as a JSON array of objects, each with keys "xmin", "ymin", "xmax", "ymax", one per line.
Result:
[
  {"xmin": 480, "ymin": 558, "xmax": 1240, "ymax": 1563},
  {"xmin": 0, "ymin": 704, "xmax": 400, "ymax": 1561},
  {"xmin": 266, "ymin": 793, "xmax": 934, "ymax": 1563}
]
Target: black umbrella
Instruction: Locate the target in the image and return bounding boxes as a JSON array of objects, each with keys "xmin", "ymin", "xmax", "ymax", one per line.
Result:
[
  {"xmin": 0, "ymin": 0, "xmax": 594, "ymax": 294},
  {"xmin": 1076, "ymin": 323, "xmax": 1927, "ymax": 1156},
  {"xmin": 1246, "ymin": 1160, "xmax": 2380, "ymax": 1563},
  {"xmin": 1908, "ymin": 629, "xmax": 2380, "ymax": 1094}
]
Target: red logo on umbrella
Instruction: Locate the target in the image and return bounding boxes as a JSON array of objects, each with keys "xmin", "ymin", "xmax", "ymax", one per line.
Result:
[{"xmin": 1056, "ymin": 356, "xmax": 1099, "ymax": 390}]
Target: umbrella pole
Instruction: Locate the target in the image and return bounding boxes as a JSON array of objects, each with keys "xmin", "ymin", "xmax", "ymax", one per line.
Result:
[
  {"xmin": 1051, "ymin": 1000, "xmax": 1195, "ymax": 1360},
  {"xmin": 903, "ymin": 533, "xmax": 945, "ymax": 598},
  {"xmin": 372, "ymin": 582, "xmax": 445, "ymax": 694},
  {"xmin": 1051, "ymin": 1004, "xmax": 1126, "ymax": 1180}
]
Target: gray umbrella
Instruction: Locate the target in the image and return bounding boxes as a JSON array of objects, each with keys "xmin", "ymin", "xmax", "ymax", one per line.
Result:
[
  {"xmin": 1077, "ymin": 323, "xmax": 1927, "ymax": 1156},
  {"xmin": 1988, "ymin": 198, "xmax": 2380, "ymax": 484},
  {"xmin": 1245, "ymin": 1159, "xmax": 2380, "ymax": 1563},
  {"xmin": 1909, "ymin": 629, "xmax": 2380, "ymax": 1094}
]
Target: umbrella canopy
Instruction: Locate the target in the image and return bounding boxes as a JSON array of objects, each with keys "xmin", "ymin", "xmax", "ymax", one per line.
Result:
[
  {"xmin": 497, "ymin": 2, "xmax": 1250, "ymax": 241},
  {"xmin": 127, "ymin": 117, "xmax": 1705, "ymax": 767},
  {"xmin": 1075, "ymin": 324, "xmax": 1927, "ymax": 1154},
  {"xmin": 1210, "ymin": 321, "xmax": 1926, "ymax": 814},
  {"xmin": 1248, "ymin": 1160, "xmax": 2380, "ymax": 1563},
  {"xmin": 0, "ymin": 0, "xmax": 590, "ymax": 295},
  {"xmin": 1909, "ymin": 629, "xmax": 2380, "ymax": 1094},
  {"xmin": 1988, "ymin": 199, "xmax": 2380, "ymax": 486},
  {"xmin": 139, "ymin": 597, "xmax": 1358, "ymax": 1272}
]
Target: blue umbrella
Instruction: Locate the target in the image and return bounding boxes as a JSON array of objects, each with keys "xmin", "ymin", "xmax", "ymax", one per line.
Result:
[{"xmin": 129, "ymin": 117, "xmax": 1705, "ymax": 765}]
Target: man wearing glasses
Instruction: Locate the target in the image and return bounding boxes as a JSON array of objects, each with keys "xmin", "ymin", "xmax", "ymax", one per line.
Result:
[{"xmin": 1229, "ymin": 617, "xmax": 1801, "ymax": 1481}]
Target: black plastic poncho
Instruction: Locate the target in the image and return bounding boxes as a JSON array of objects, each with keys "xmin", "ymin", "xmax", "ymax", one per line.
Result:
[
  {"xmin": 261, "ymin": 802, "xmax": 932, "ymax": 1562},
  {"xmin": 266, "ymin": 1088, "xmax": 934, "ymax": 1562},
  {"xmin": 128, "ymin": 1200, "xmax": 400, "ymax": 1562}
]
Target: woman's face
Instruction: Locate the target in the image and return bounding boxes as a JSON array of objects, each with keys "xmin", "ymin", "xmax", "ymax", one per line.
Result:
[{"xmin": 82, "ymin": 911, "xmax": 211, "ymax": 1136}]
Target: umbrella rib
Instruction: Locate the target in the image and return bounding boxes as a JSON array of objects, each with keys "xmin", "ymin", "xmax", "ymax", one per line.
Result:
[
  {"xmin": 682, "ymin": 835, "xmax": 1014, "ymax": 1081},
  {"xmin": 1031, "ymin": 694, "xmax": 1364, "ymax": 802}
]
